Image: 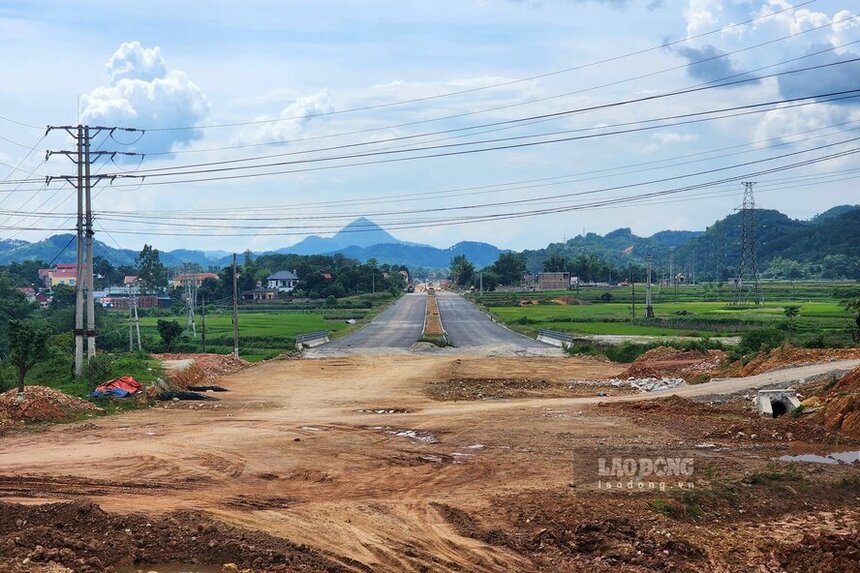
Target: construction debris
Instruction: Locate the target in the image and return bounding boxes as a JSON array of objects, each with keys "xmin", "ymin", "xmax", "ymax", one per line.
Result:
[
  {"xmin": 609, "ymin": 377, "xmax": 686, "ymax": 392},
  {"xmin": 0, "ymin": 387, "xmax": 102, "ymax": 424}
]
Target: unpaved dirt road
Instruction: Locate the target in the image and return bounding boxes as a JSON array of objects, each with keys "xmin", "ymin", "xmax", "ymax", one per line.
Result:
[{"xmin": 2, "ymin": 353, "xmax": 858, "ymax": 572}]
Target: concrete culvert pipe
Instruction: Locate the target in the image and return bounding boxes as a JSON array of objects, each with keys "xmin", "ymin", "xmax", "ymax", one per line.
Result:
[{"xmin": 771, "ymin": 399, "xmax": 789, "ymax": 418}]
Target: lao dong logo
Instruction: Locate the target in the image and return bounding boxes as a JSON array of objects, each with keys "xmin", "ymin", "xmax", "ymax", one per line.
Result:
[{"xmin": 597, "ymin": 457, "xmax": 695, "ymax": 491}]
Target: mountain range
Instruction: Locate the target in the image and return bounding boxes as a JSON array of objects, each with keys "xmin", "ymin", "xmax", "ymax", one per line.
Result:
[
  {"xmin": 0, "ymin": 217, "xmax": 504, "ymax": 269},
  {"xmin": 1, "ymin": 206, "xmax": 858, "ymax": 274}
]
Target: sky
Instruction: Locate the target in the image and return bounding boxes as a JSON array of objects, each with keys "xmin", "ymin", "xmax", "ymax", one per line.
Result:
[{"xmin": 0, "ymin": 0, "xmax": 858, "ymax": 254}]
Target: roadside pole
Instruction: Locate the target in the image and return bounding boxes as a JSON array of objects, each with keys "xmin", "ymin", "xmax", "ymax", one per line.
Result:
[
  {"xmin": 202, "ymin": 294, "xmax": 207, "ymax": 353},
  {"xmin": 232, "ymin": 254, "xmax": 239, "ymax": 358}
]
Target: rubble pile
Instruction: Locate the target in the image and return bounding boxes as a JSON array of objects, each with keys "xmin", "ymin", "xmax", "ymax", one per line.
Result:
[
  {"xmin": 610, "ymin": 377, "xmax": 686, "ymax": 392},
  {"xmin": 0, "ymin": 387, "xmax": 102, "ymax": 424}
]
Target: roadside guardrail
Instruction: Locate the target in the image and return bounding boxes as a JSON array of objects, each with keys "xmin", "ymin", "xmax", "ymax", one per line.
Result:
[{"xmin": 295, "ymin": 331, "xmax": 330, "ymax": 350}]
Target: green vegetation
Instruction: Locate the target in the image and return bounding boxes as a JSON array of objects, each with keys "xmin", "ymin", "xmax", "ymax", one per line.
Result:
[
  {"xmin": 136, "ymin": 293, "xmax": 395, "ymax": 361},
  {"xmin": 416, "ymin": 334, "xmax": 451, "ymax": 348},
  {"xmin": 470, "ymin": 283, "xmax": 857, "ymax": 346}
]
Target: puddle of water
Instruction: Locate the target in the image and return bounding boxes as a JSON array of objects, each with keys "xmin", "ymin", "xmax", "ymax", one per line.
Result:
[
  {"xmin": 777, "ymin": 450, "xmax": 860, "ymax": 465},
  {"xmin": 366, "ymin": 426, "xmax": 438, "ymax": 443},
  {"xmin": 117, "ymin": 565, "xmax": 222, "ymax": 573},
  {"xmin": 357, "ymin": 408, "xmax": 409, "ymax": 414}
]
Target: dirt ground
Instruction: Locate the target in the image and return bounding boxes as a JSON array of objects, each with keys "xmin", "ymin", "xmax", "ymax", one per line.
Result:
[{"xmin": 1, "ymin": 354, "xmax": 859, "ymax": 572}]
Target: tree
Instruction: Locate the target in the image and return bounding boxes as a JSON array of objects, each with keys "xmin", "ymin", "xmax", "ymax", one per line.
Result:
[
  {"xmin": 492, "ymin": 252, "xmax": 526, "ymax": 286},
  {"xmin": 156, "ymin": 319, "xmax": 183, "ymax": 351},
  {"xmin": 449, "ymin": 255, "xmax": 475, "ymax": 287},
  {"xmin": 49, "ymin": 284, "xmax": 76, "ymax": 309},
  {"xmin": 844, "ymin": 298, "xmax": 860, "ymax": 342},
  {"xmin": 7, "ymin": 320, "xmax": 49, "ymax": 393},
  {"xmin": 137, "ymin": 245, "xmax": 167, "ymax": 292},
  {"xmin": 542, "ymin": 253, "xmax": 569, "ymax": 273}
]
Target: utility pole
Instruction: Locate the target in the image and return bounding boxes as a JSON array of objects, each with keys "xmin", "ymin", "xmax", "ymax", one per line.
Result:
[
  {"xmin": 128, "ymin": 280, "xmax": 142, "ymax": 352},
  {"xmin": 372, "ymin": 273, "xmax": 375, "ymax": 294},
  {"xmin": 184, "ymin": 264, "xmax": 197, "ymax": 337},
  {"xmin": 84, "ymin": 126, "xmax": 96, "ymax": 362},
  {"xmin": 201, "ymin": 294, "xmax": 207, "ymax": 353},
  {"xmin": 645, "ymin": 254, "xmax": 654, "ymax": 318},
  {"xmin": 232, "ymin": 253, "xmax": 239, "ymax": 358},
  {"xmin": 479, "ymin": 273, "xmax": 483, "ymax": 295},
  {"xmin": 46, "ymin": 124, "xmax": 143, "ymax": 376},
  {"xmin": 630, "ymin": 265, "xmax": 635, "ymax": 320},
  {"xmin": 73, "ymin": 126, "xmax": 85, "ymax": 377}
]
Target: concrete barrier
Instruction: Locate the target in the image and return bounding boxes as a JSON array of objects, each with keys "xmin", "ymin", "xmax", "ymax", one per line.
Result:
[
  {"xmin": 295, "ymin": 331, "xmax": 330, "ymax": 350},
  {"xmin": 536, "ymin": 329, "xmax": 577, "ymax": 347}
]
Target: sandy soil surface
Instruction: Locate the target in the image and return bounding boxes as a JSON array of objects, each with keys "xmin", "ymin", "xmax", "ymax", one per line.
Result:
[{"xmin": 1, "ymin": 355, "xmax": 859, "ymax": 572}]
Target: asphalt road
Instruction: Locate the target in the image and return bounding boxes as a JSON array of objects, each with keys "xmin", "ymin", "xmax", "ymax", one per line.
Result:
[
  {"xmin": 318, "ymin": 293, "xmax": 427, "ymax": 351},
  {"xmin": 436, "ymin": 293, "xmax": 552, "ymax": 349}
]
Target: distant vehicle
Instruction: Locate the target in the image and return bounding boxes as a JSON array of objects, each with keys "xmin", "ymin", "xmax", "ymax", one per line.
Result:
[{"xmin": 407, "ymin": 285, "xmax": 415, "ymax": 293}]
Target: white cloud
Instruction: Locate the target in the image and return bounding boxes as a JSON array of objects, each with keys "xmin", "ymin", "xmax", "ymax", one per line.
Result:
[
  {"xmin": 684, "ymin": 0, "xmax": 723, "ymax": 38},
  {"xmin": 753, "ymin": 102, "xmax": 856, "ymax": 151},
  {"xmin": 81, "ymin": 41, "xmax": 210, "ymax": 155},
  {"xmin": 234, "ymin": 90, "xmax": 334, "ymax": 145}
]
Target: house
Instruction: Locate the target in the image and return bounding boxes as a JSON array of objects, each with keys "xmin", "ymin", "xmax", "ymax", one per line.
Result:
[
  {"xmin": 16, "ymin": 287, "xmax": 36, "ymax": 303},
  {"xmin": 35, "ymin": 293, "xmax": 50, "ymax": 308},
  {"xmin": 38, "ymin": 263, "xmax": 77, "ymax": 288},
  {"xmin": 170, "ymin": 272, "xmax": 219, "ymax": 289},
  {"xmin": 266, "ymin": 270, "xmax": 299, "ymax": 293},
  {"xmin": 320, "ymin": 272, "xmax": 333, "ymax": 281},
  {"xmin": 243, "ymin": 286, "xmax": 277, "ymax": 302},
  {"xmin": 538, "ymin": 272, "xmax": 570, "ymax": 291},
  {"xmin": 101, "ymin": 295, "xmax": 159, "ymax": 310},
  {"xmin": 123, "ymin": 275, "xmax": 139, "ymax": 286}
]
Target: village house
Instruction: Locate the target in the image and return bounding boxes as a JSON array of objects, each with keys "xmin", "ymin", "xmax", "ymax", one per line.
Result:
[
  {"xmin": 267, "ymin": 270, "xmax": 299, "ymax": 293},
  {"xmin": 38, "ymin": 263, "xmax": 77, "ymax": 288}
]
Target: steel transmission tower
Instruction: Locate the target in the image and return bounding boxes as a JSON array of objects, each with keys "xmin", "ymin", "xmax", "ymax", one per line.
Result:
[{"xmin": 733, "ymin": 182, "xmax": 763, "ymax": 305}]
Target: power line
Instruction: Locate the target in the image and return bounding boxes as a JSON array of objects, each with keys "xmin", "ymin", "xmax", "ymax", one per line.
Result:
[
  {"xmin": 97, "ymin": 88, "xmax": 860, "ymax": 187},
  {"xmin": 137, "ymin": 0, "xmax": 820, "ymax": 133},
  {"xmin": 105, "ymin": 56, "xmax": 860, "ymax": 179}
]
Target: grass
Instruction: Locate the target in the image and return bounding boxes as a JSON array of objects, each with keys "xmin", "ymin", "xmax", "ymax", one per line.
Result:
[
  {"xmin": 135, "ymin": 304, "xmax": 389, "ymax": 361},
  {"xmin": 471, "ymin": 282, "xmax": 855, "ymax": 343}
]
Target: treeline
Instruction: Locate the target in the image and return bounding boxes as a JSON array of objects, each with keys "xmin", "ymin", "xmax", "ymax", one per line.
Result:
[
  {"xmin": 197, "ymin": 252, "xmax": 409, "ymax": 302},
  {"xmin": 450, "ymin": 252, "xmax": 650, "ymax": 290}
]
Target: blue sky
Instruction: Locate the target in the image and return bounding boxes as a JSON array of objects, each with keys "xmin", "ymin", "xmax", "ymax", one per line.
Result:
[{"xmin": 1, "ymin": 0, "xmax": 858, "ymax": 253}]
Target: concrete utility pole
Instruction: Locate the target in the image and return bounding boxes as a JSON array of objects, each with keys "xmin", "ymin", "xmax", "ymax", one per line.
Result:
[
  {"xmin": 645, "ymin": 254, "xmax": 655, "ymax": 319},
  {"xmin": 630, "ymin": 265, "xmax": 635, "ymax": 320},
  {"xmin": 73, "ymin": 126, "xmax": 85, "ymax": 377},
  {"xmin": 46, "ymin": 124, "xmax": 144, "ymax": 376},
  {"xmin": 479, "ymin": 273, "xmax": 483, "ymax": 295},
  {"xmin": 232, "ymin": 253, "xmax": 240, "ymax": 358},
  {"xmin": 201, "ymin": 294, "xmax": 207, "ymax": 353},
  {"xmin": 84, "ymin": 126, "xmax": 96, "ymax": 362}
]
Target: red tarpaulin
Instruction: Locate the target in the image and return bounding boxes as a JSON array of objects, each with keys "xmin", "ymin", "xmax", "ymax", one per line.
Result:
[{"xmin": 91, "ymin": 376, "xmax": 142, "ymax": 398}]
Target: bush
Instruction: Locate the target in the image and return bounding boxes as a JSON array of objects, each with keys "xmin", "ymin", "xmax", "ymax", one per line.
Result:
[
  {"xmin": 599, "ymin": 292, "xmax": 614, "ymax": 301},
  {"xmin": 738, "ymin": 328, "xmax": 786, "ymax": 354}
]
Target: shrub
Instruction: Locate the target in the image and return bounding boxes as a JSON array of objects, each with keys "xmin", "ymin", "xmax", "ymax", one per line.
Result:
[{"xmin": 738, "ymin": 328, "xmax": 786, "ymax": 354}]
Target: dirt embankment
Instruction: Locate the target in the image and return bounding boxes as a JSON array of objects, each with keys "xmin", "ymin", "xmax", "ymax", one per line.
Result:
[
  {"xmin": 0, "ymin": 387, "xmax": 102, "ymax": 434},
  {"xmin": 810, "ymin": 366, "xmax": 860, "ymax": 439},
  {"xmin": 726, "ymin": 345, "xmax": 860, "ymax": 378},
  {"xmin": 427, "ymin": 356, "xmax": 626, "ymax": 400},
  {"xmin": 619, "ymin": 346, "xmax": 727, "ymax": 383},
  {"xmin": 155, "ymin": 353, "xmax": 250, "ymax": 388},
  {"xmin": 0, "ymin": 501, "xmax": 341, "ymax": 573}
]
